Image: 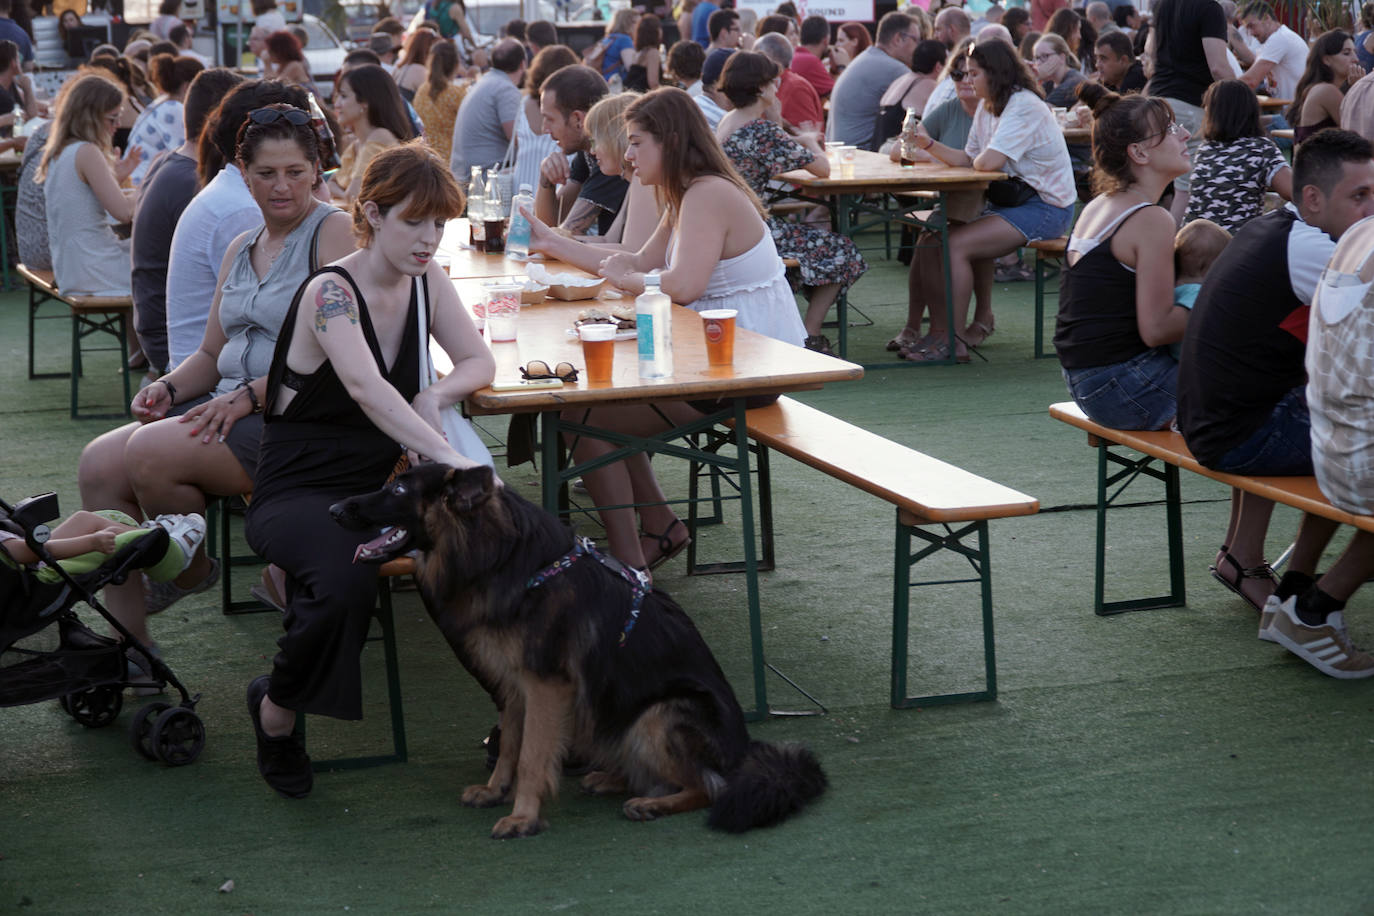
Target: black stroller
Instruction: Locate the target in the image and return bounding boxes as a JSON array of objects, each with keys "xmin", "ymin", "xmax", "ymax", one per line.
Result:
[{"xmin": 1, "ymin": 492, "xmax": 206, "ymax": 766}]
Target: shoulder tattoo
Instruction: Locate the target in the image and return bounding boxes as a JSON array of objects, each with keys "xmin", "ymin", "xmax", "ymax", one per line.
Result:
[{"xmin": 314, "ymin": 279, "xmax": 358, "ymax": 332}]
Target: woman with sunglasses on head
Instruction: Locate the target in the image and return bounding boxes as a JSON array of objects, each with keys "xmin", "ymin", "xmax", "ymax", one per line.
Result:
[
  {"xmin": 76, "ymin": 102, "xmax": 354, "ymax": 659},
  {"xmin": 902, "ymin": 40, "xmax": 1076, "ymax": 361},
  {"xmin": 1052, "ymin": 83, "xmax": 1191, "ymax": 430},
  {"xmin": 886, "ymin": 45, "xmax": 987, "ymax": 353},
  {"xmin": 327, "ymin": 63, "xmax": 414, "ymax": 205},
  {"xmin": 244, "ymin": 144, "xmax": 493, "ymax": 798}
]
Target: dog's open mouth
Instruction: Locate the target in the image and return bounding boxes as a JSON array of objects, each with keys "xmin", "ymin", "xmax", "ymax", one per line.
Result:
[{"xmin": 353, "ymin": 526, "xmax": 412, "ymax": 564}]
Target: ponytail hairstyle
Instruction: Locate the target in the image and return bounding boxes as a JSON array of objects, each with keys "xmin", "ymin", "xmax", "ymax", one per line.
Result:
[
  {"xmin": 1078, "ymin": 80, "xmax": 1176, "ymax": 196},
  {"xmin": 425, "ymin": 39, "xmax": 460, "ymax": 103},
  {"xmin": 148, "ymin": 52, "xmax": 204, "ymax": 96},
  {"xmin": 353, "ymin": 142, "xmax": 465, "ymax": 246}
]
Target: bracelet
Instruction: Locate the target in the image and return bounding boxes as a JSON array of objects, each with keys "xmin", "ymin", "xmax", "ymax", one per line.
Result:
[
  {"xmin": 920, "ymin": 135, "xmax": 934, "ymax": 150},
  {"xmin": 157, "ymin": 378, "xmax": 177, "ymax": 403},
  {"xmin": 237, "ymin": 379, "xmax": 262, "ymax": 414}
]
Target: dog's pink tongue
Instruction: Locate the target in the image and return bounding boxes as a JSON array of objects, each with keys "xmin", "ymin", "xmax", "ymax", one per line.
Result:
[{"xmin": 353, "ymin": 528, "xmax": 397, "ymax": 563}]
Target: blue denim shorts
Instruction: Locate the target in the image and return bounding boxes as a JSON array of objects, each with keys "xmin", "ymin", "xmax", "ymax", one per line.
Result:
[
  {"xmin": 1062, "ymin": 347, "xmax": 1179, "ymax": 430},
  {"xmin": 985, "ymin": 196, "xmax": 1077, "ymax": 243},
  {"xmin": 1209, "ymin": 386, "xmax": 1312, "ymax": 475}
]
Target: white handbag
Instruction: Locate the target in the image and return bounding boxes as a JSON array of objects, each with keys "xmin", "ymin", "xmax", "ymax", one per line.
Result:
[{"xmin": 416, "ymin": 276, "xmax": 494, "ymax": 468}]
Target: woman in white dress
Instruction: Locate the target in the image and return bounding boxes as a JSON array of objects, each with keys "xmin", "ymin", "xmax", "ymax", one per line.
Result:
[{"xmin": 562, "ymin": 87, "xmax": 805, "ymax": 574}]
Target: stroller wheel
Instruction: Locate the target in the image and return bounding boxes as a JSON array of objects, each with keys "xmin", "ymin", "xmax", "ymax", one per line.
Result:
[
  {"xmin": 61, "ymin": 686, "xmax": 124, "ymax": 728},
  {"xmin": 130, "ymin": 702, "xmax": 172, "ymax": 760},
  {"xmin": 151, "ymin": 706, "xmax": 206, "ymax": 767}
]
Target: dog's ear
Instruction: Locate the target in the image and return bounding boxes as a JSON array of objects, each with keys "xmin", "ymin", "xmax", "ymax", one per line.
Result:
[{"xmin": 444, "ymin": 465, "xmax": 495, "ymax": 514}]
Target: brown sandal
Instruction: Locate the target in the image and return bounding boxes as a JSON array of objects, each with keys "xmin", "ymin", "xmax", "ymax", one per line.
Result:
[{"xmin": 886, "ymin": 327, "xmax": 922, "ymax": 352}]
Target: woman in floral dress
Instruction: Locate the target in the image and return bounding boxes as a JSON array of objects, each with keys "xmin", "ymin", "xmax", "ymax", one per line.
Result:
[{"xmin": 715, "ymin": 51, "xmax": 867, "ymax": 355}]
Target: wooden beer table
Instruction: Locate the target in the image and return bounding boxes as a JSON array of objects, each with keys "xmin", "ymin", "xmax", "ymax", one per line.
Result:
[
  {"xmin": 778, "ymin": 149, "xmax": 1004, "ymax": 365},
  {"xmin": 447, "ymin": 282, "xmax": 865, "ymax": 717},
  {"xmin": 438, "ymin": 218, "xmax": 590, "ymax": 280}
]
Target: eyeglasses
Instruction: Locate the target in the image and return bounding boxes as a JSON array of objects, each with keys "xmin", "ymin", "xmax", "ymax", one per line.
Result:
[
  {"xmin": 521, "ymin": 360, "xmax": 580, "ymax": 383},
  {"xmin": 1141, "ymin": 121, "xmax": 1185, "ymax": 142},
  {"xmin": 950, "ymin": 69, "xmax": 968, "ymax": 81},
  {"xmin": 1033, "ymin": 51, "xmax": 1061, "ymax": 63},
  {"xmin": 248, "ymin": 106, "xmax": 311, "ymax": 126}
]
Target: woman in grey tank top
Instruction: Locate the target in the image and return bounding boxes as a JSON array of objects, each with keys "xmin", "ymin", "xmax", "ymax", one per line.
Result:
[{"xmin": 76, "ymin": 101, "xmax": 355, "ymax": 655}]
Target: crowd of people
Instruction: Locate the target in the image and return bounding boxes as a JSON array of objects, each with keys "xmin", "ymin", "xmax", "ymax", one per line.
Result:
[{"xmin": 6, "ymin": 0, "xmax": 1374, "ymax": 799}]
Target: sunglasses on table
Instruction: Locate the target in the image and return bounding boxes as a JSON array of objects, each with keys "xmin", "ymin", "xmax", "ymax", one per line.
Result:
[{"xmin": 521, "ymin": 360, "xmax": 580, "ymax": 383}]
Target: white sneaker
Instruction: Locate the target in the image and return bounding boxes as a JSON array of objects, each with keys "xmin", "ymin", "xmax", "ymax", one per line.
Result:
[
  {"xmin": 1264, "ymin": 595, "xmax": 1374, "ymax": 679},
  {"xmin": 1257, "ymin": 594, "xmax": 1282, "ymax": 643},
  {"xmin": 143, "ymin": 513, "xmax": 207, "ymax": 575}
]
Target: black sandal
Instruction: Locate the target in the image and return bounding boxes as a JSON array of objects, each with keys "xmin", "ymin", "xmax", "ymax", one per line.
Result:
[
  {"xmin": 1209, "ymin": 546, "xmax": 1277, "ymax": 613},
  {"xmin": 641, "ymin": 519, "xmax": 690, "ymax": 571}
]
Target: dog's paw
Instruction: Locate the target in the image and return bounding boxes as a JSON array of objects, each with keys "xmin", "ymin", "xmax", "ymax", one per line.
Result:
[
  {"xmin": 461, "ymin": 784, "xmax": 509, "ymax": 808},
  {"xmin": 491, "ymin": 814, "xmax": 547, "ymax": 839},
  {"xmin": 580, "ymin": 770, "xmax": 628, "ymax": 796},
  {"xmin": 622, "ymin": 797, "xmax": 665, "ymax": 821}
]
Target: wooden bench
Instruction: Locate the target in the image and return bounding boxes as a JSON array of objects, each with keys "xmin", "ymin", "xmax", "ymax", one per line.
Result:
[
  {"xmin": 1027, "ymin": 237, "xmax": 1067, "ymax": 360},
  {"xmin": 18, "ymin": 263, "xmax": 134, "ymax": 419},
  {"xmin": 207, "ymin": 495, "xmax": 408, "ymax": 769},
  {"xmin": 717, "ymin": 397, "xmax": 1039, "ymax": 708},
  {"xmin": 1049, "ymin": 401, "xmax": 1374, "ymax": 616}
]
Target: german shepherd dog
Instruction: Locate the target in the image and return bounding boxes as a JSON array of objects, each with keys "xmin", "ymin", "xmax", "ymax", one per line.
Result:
[{"xmin": 330, "ymin": 463, "xmax": 826, "ymax": 839}]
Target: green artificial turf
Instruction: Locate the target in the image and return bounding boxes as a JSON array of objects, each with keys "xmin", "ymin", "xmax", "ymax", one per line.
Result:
[{"xmin": 2, "ymin": 251, "xmax": 1372, "ymax": 915}]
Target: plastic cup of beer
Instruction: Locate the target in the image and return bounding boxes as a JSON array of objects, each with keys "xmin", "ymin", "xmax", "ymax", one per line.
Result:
[
  {"xmin": 700, "ymin": 309, "xmax": 737, "ymax": 366},
  {"xmin": 578, "ymin": 323, "xmax": 617, "ymax": 384},
  {"xmin": 839, "ymin": 145, "xmax": 857, "ymax": 177},
  {"xmin": 484, "ymin": 283, "xmax": 522, "ymax": 342}
]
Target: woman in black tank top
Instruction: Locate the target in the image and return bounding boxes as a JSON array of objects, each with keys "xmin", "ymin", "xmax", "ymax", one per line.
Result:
[
  {"xmin": 242, "ymin": 145, "xmax": 495, "ymax": 799},
  {"xmin": 1053, "ymin": 83, "xmax": 1192, "ymax": 432}
]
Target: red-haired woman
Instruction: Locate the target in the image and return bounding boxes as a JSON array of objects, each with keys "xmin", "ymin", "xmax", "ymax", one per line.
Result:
[
  {"xmin": 244, "ymin": 143, "xmax": 494, "ymax": 798},
  {"xmin": 262, "ymin": 29, "xmax": 311, "ymax": 90}
]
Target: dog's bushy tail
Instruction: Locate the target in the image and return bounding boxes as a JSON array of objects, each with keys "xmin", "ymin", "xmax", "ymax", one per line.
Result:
[{"xmin": 707, "ymin": 741, "xmax": 827, "ymax": 833}]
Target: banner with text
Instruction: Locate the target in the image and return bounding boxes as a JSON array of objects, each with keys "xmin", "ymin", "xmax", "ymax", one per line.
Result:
[{"xmin": 736, "ymin": 0, "xmax": 877, "ymax": 23}]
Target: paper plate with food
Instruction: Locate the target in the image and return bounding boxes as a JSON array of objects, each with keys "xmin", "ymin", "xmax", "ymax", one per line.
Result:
[
  {"xmin": 567, "ymin": 304, "xmax": 637, "ymax": 341},
  {"xmin": 527, "ymin": 264, "xmax": 606, "ymax": 300}
]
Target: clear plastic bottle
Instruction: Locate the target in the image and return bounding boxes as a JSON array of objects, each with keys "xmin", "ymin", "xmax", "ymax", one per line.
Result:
[
  {"xmin": 899, "ymin": 108, "xmax": 921, "ymax": 166},
  {"xmin": 636, "ymin": 271, "xmax": 673, "ymax": 378},
  {"xmin": 11, "ymin": 102, "xmax": 23, "ymax": 138},
  {"xmin": 506, "ymin": 183, "xmax": 534, "ymax": 258},
  {"xmin": 468, "ymin": 166, "xmax": 485, "ymax": 250}
]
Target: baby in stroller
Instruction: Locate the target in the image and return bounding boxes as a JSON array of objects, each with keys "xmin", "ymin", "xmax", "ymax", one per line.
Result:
[
  {"xmin": 2, "ymin": 494, "xmax": 211, "ymax": 765},
  {"xmin": 0, "ymin": 509, "xmax": 205, "ymax": 582}
]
